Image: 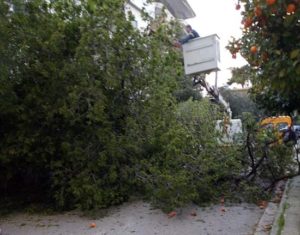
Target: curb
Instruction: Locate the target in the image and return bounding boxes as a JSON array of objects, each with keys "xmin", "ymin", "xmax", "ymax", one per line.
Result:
[
  {"xmin": 270, "ymin": 176, "xmax": 300, "ymax": 235},
  {"xmin": 269, "ymin": 179, "xmax": 290, "ymax": 235},
  {"xmin": 254, "ymin": 202, "xmax": 279, "ymax": 235},
  {"xmin": 253, "ymin": 180, "xmax": 286, "ymax": 235}
]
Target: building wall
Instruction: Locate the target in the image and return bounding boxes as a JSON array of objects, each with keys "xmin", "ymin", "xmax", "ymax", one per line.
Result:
[
  {"xmin": 125, "ymin": 1, "xmax": 155, "ymax": 30},
  {"xmin": 125, "ymin": 1, "xmax": 176, "ymax": 30}
]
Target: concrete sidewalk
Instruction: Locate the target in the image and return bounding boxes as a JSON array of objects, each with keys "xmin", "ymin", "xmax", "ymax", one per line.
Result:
[{"xmin": 271, "ymin": 175, "xmax": 300, "ymax": 235}]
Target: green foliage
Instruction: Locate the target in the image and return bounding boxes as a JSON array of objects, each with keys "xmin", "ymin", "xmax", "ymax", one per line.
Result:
[
  {"xmin": 227, "ymin": 65, "xmax": 254, "ymax": 88},
  {"xmin": 228, "ymin": 65, "xmax": 299, "ymax": 115},
  {"xmin": 0, "ymin": 0, "xmax": 184, "ymax": 209},
  {"xmin": 219, "ymin": 86, "xmax": 263, "ymax": 118},
  {"xmin": 227, "ymin": 0, "xmax": 300, "ymax": 114},
  {"xmin": 135, "ymin": 99, "xmax": 243, "ymax": 211},
  {"xmin": 238, "ymin": 113, "xmax": 296, "ymax": 192},
  {"xmin": 173, "ymin": 77, "xmax": 202, "ymax": 102},
  {"xmin": 1, "ymin": 0, "xmax": 295, "ymax": 213},
  {"xmin": 249, "ymin": 87, "xmax": 300, "ymax": 115},
  {"xmin": 0, "ymin": 0, "xmax": 225, "ymax": 211}
]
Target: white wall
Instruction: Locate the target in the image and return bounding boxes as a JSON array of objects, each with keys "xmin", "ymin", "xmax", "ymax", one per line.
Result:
[
  {"xmin": 125, "ymin": 1, "xmax": 177, "ymax": 30},
  {"xmin": 216, "ymin": 119, "xmax": 243, "ymax": 144},
  {"xmin": 125, "ymin": 1, "xmax": 156, "ymax": 30}
]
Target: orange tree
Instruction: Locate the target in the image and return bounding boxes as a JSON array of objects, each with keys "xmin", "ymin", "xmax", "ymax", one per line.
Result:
[{"xmin": 227, "ymin": 0, "xmax": 300, "ymax": 114}]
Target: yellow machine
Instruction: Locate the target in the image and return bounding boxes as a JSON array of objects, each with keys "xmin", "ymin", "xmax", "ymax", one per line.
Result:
[
  {"xmin": 260, "ymin": 116, "xmax": 292, "ymax": 144},
  {"xmin": 260, "ymin": 116, "xmax": 292, "ymax": 130}
]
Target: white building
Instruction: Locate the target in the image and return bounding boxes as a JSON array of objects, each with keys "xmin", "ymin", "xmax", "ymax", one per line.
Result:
[
  {"xmin": 125, "ymin": 0, "xmax": 196, "ymax": 30},
  {"xmin": 216, "ymin": 119, "xmax": 243, "ymax": 144}
]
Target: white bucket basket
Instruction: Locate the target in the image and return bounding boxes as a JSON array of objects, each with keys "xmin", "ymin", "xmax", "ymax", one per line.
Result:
[{"xmin": 182, "ymin": 34, "xmax": 221, "ymax": 75}]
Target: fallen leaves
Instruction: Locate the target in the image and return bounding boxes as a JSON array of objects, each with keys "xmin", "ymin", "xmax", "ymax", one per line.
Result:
[
  {"xmin": 219, "ymin": 196, "xmax": 227, "ymax": 215},
  {"xmin": 271, "ymin": 195, "xmax": 281, "ymax": 203},
  {"xmin": 167, "ymin": 209, "xmax": 198, "ymax": 218},
  {"xmin": 190, "ymin": 211, "xmax": 197, "ymax": 217},
  {"xmin": 220, "ymin": 206, "xmax": 227, "ymax": 213},
  {"xmin": 167, "ymin": 211, "xmax": 177, "ymax": 218},
  {"xmin": 257, "ymin": 200, "xmax": 268, "ymax": 209},
  {"xmin": 263, "ymin": 223, "xmax": 272, "ymax": 232},
  {"xmin": 220, "ymin": 197, "xmax": 225, "ymax": 205},
  {"xmin": 89, "ymin": 222, "xmax": 96, "ymax": 228}
]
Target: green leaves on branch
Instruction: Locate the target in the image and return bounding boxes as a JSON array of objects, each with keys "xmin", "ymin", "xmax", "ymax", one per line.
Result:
[
  {"xmin": 0, "ymin": 0, "xmax": 230, "ymax": 211},
  {"xmin": 0, "ymin": 0, "xmax": 178, "ymax": 209},
  {"xmin": 228, "ymin": 0, "xmax": 300, "ymax": 113},
  {"xmin": 2, "ymin": 0, "xmax": 287, "ymax": 212}
]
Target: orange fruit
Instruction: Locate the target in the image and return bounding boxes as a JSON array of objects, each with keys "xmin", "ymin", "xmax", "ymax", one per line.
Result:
[
  {"xmin": 254, "ymin": 6, "xmax": 262, "ymax": 17},
  {"xmin": 244, "ymin": 17, "xmax": 253, "ymax": 28},
  {"xmin": 250, "ymin": 45, "xmax": 258, "ymax": 54},
  {"xmin": 287, "ymin": 3, "xmax": 296, "ymax": 13},
  {"xmin": 266, "ymin": 0, "xmax": 276, "ymax": 6}
]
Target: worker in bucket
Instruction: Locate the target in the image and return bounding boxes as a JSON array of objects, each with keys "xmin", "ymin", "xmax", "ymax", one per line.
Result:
[{"xmin": 174, "ymin": 24, "xmax": 199, "ymax": 47}]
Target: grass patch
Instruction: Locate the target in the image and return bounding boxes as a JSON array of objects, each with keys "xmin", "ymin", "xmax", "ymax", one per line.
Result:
[{"xmin": 276, "ymin": 202, "xmax": 289, "ymax": 235}]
